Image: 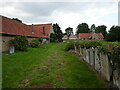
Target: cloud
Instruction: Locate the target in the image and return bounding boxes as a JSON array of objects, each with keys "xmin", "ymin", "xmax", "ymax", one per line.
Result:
[{"xmin": 1, "ymin": 2, "xmax": 118, "ymax": 33}]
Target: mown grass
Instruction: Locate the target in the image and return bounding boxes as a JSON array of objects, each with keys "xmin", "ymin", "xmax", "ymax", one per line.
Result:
[{"xmin": 3, "ymin": 42, "xmax": 106, "ymax": 88}]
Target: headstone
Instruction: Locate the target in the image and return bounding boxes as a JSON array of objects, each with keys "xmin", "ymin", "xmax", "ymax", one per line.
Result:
[
  {"xmin": 99, "ymin": 53, "xmax": 111, "ymax": 81},
  {"xmin": 89, "ymin": 47, "xmax": 95, "ymax": 67},
  {"xmin": 74, "ymin": 43, "xmax": 77, "ymax": 53},
  {"xmin": 113, "ymin": 69, "xmax": 120, "ymax": 89},
  {"xmin": 94, "ymin": 48, "xmax": 101, "ymax": 72},
  {"xmin": 79, "ymin": 47, "xmax": 82, "ymax": 55},
  {"xmin": 9, "ymin": 46, "xmax": 14, "ymax": 54},
  {"xmin": 85, "ymin": 49, "xmax": 89, "ymax": 63}
]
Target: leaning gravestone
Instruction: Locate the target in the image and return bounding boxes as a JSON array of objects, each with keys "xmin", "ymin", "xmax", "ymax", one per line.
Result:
[
  {"xmin": 9, "ymin": 46, "xmax": 14, "ymax": 54},
  {"xmin": 85, "ymin": 49, "xmax": 90, "ymax": 63},
  {"xmin": 99, "ymin": 52, "xmax": 111, "ymax": 81},
  {"xmin": 94, "ymin": 48, "xmax": 101, "ymax": 72},
  {"xmin": 89, "ymin": 47, "xmax": 95, "ymax": 67},
  {"xmin": 113, "ymin": 69, "xmax": 120, "ymax": 89}
]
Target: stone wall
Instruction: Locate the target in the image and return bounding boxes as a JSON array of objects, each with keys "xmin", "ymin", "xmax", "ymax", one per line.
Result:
[
  {"xmin": 1, "ymin": 35, "xmax": 14, "ymax": 53},
  {"xmin": 74, "ymin": 45, "xmax": 120, "ymax": 89}
]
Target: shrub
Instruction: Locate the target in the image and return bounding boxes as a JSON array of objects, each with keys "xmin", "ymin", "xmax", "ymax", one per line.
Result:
[
  {"xmin": 76, "ymin": 40, "xmax": 102, "ymax": 49},
  {"xmin": 36, "ymin": 38, "xmax": 43, "ymax": 43},
  {"xmin": 30, "ymin": 39, "xmax": 40, "ymax": 48},
  {"xmin": 65, "ymin": 41, "xmax": 74, "ymax": 51},
  {"xmin": 50, "ymin": 33, "xmax": 57, "ymax": 42},
  {"xmin": 9, "ymin": 36, "xmax": 29, "ymax": 51}
]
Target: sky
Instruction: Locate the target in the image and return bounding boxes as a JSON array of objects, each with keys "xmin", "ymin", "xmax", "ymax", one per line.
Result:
[{"xmin": 1, "ymin": 0, "xmax": 119, "ymax": 33}]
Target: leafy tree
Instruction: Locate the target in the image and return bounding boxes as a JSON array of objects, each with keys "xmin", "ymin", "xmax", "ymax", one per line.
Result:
[
  {"xmin": 90, "ymin": 24, "xmax": 96, "ymax": 33},
  {"xmin": 12, "ymin": 18, "xmax": 22, "ymax": 23},
  {"xmin": 95, "ymin": 25, "xmax": 107, "ymax": 38},
  {"xmin": 106, "ymin": 26, "xmax": 120, "ymax": 42},
  {"xmin": 53, "ymin": 23, "xmax": 63, "ymax": 42},
  {"xmin": 50, "ymin": 33, "xmax": 57, "ymax": 42},
  {"xmin": 65, "ymin": 27, "xmax": 73, "ymax": 37},
  {"xmin": 76, "ymin": 23, "xmax": 90, "ymax": 34}
]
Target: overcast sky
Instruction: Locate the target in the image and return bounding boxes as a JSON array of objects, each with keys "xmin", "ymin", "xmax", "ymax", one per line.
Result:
[{"xmin": 1, "ymin": 1, "xmax": 118, "ymax": 33}]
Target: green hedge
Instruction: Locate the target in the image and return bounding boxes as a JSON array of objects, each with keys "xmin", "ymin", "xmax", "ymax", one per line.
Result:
[
  {"xmin": 65, "ymin": 41, "xmax": 74, "ymax": 51},
  {"xmin": 76, "ymin": 40, "xmax": 102, "ymax": 49}
]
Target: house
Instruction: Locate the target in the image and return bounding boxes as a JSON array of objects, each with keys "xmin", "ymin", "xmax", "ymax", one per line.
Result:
[
  {"xmin": 0, "ymin": 16, "xmax": 54, "ymax": 53},
  {"xmin": 78, "ymin": 33, "xmax": 104, "ymax": 40},
  {"xmin": 62, "ymin": 35, "xmax": 68, "ymax": 42},
  {"xmin": 69, "ymin": 34, "xmax": 77, "ymax": 40},
  {"xmin": 62, "ymin": 34, "xmax": 77, "ymax": 41}
]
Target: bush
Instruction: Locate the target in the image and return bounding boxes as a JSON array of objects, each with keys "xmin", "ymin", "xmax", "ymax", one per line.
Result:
[
  {"xmin": 50, "ymin": 33, "xmax": 57, "ymax": 42},
  {"xmin": 65, "ymin": 41, "xmax": 74, "ymax": 51},
  {"xmin": 76, "ymin": 40, "xmax": 102, "ymax": 49},
  {"xmin": 30, "ymin": 39, "xmax": 40, "ymax": 48},
  {"xmin": 9, "ymin": 36, "xmax": 29, "ymax": 51},
  {"xmin": 36, "ymin": 38, "xmax": 43, "ymax": 43}
]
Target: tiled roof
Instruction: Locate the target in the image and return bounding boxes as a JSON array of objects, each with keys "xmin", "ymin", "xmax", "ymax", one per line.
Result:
[
  {"xmin": 78, "ymin": 33, "xmax": 104, "ymax": 39},
  {"xmin": 1, "ymin": 16, "xmax": 52, "ymax": 38},
  {"xmin": 69, "ymin": 34, "xmax": 77, "ymax": 39},
  {"xmin": 62, "ymin": 35, "xmax": 68, "ymax": 39}
]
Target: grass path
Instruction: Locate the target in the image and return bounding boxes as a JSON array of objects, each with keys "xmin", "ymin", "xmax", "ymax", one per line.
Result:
[{"xmin": 3, "ymin": 43, "xmax": 106, "ymax": 88}]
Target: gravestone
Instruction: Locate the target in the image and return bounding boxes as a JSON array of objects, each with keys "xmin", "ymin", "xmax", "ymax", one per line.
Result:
[
  {"xmin": 99, "ymin": 53, "xmax": 111, "ymax": 81},
  {"xmin": 94, "ymin": 48, "xmax": 101, "ymax": 72},
  {"xmin": 113, "ymin": 69, "xmax": 120, "ymax": 89},
  {"xmin": 85, "ymin": 49, "xmax": 90, "ymax": 63},
  {"xmin": 74, "ymin": 43, "xmax": 77, "ymax": 53},
  {"xmin": 79, "ymin": 47, "xmax": 82, "ymax": 55},
  {"xmin": 9, "ymin": 46, "xmax": 14, "ymax": 54},
  {"xmin": 89, "ymin": 47, "xmax": 95, "ymax": 67}
]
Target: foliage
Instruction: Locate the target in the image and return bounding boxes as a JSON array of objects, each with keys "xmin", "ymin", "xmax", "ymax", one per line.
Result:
[
  {"xmin": 9, "ymin": 36, "xmax": 29, "ymax": 51},
  {"xmin": 90, "ymin": 24, "xmax": 96, "ymax": 33},
  {"xmin": 76, "ymin": 41, "xmax": 102, "ymax": 49},
  {"xmin": 53, "ymin": 23, "xmax": 63, "ymax": 42},
  {"xmin": 95, "ymin": 25, "xmax": 107, "ymax": 38},
  {"xmin": 76, "ymin": 23, "xmax": 90, "ymax": 34},
  {"xmin": 30, "ymin": 39, "xmax": 40, "ymax": 48},
  {"xmin": 65, "ymin": 41, "xmax": 74, "ymax": 51},
  {"xmin": 109, "ymin": 45, "xmax": 120, "ymax": 70},
  {"xmin": 65, "ymin": 27, "xmax": 73, "ymax": 37},
  {"xmin": 50, "ymin": 33, "xmax": 57, "ymax": 42},
  {"xmin": 12, "ymin": 18, "xmax": 22, "ymax": 23},
  {"xmin": 98, "ymin": 43, "xmax": 120, "ymax": 71},
  {"xmin": 106, "ymin": 26, "xmax": 120, "ymax": 42},
  {"xmin": 36, "ymin": 38, "xmax": 43, "ymax": 43}
]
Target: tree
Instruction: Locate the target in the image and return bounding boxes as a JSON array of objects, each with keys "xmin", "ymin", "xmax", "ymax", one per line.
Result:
[
  {"xmin": 90, "ymin": 24, "xmax": 96, "ymax": 33},
  {"xmin": 53, "ymin": 23, "xmax": 63, "ymax": 42},
  {"xmin": 12, "ymin": 18, "xmax": 22, "ymax": 23},
  {"xmin": 65, "ymin": 27, "xmax": 73, "ymax": 37},
  {"xmin": 95, "ymin": 25, "xmax": 107, "ymax": 38},
  {"xmin": 50, "ymin": 33, "xmax": 57, "ymax": 42},
  {"xmin": 76, "ymin": 23, "xmax": 90, "ymax": 34},
  {"xmin": 106, "ymin": 26, "xmax": 120, "ymax": 42}
]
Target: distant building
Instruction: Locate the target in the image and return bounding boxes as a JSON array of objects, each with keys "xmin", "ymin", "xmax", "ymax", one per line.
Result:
[
  {"xmin": 62, "ymin": 33, "xmax": 104, "ymax": 41},
  {"xmin": 78, "ymin": 33, "xmax": 104, "ymax": 40},
  {"xmin": 0, "ymin": 16, "xmax": 54, "ymax": 53}
]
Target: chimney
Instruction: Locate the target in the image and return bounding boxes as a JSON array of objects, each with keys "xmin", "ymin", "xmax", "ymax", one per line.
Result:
[
  {"xmin": 32, "ymin": 24, "xmax": 34, "ymax": 34},
  {"xmin": 43, "ymin": 26, "xmax": 45, "ymax": 36}
]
